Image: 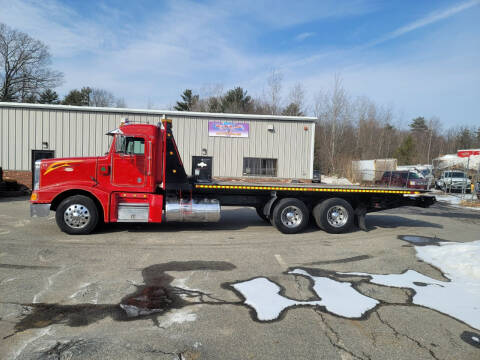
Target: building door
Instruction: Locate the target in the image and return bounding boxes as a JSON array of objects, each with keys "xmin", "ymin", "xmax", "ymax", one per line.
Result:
[
  {"xmin": 31, "ymin": 150, "xmax": 55, "ymax": 186},
  {"xmin": 192, "ymin": 156, "xmax": 212, "ymax": 182}
]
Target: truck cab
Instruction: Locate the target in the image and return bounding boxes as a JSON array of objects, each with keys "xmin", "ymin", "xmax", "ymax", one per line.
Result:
[{"xmin": 30, "ymin": 121, "xmax": 169, "ymax": 233}]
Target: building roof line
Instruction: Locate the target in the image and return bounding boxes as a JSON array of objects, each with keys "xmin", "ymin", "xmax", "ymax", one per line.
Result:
[{"xmin": 0, "ymin": 102, "xmax": 317, "ymax": 122}]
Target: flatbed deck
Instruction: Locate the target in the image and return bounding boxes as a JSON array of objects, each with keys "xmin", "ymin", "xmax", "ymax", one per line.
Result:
[{"xmin": 194, "ymin": 181, "xmax": 429, "ymax": 195}]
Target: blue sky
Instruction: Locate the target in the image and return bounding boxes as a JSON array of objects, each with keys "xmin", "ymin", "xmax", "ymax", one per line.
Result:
[{"xmin": 1, "ymin": 0, "xmax": 479, "ymax": 127}]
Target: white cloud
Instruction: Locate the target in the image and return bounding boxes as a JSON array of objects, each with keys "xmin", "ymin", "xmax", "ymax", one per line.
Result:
[
  {"xmin": 369, "ymin": 0, "xmax": 480, "ymax": 46},
  {"xmin": 295, "ymin": 32, "xmax": 315, "ymax": 41}
]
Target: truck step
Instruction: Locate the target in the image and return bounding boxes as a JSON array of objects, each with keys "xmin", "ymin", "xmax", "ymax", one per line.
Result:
[{"xmin": 117, "ymin": 203, "xmax": 149, "ymax": 222}]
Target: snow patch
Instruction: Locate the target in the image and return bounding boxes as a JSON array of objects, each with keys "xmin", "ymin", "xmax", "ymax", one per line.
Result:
[
  {"xmin": 435, "ymin": 194, "xmax": 480, "ymax": 211},
  {"xmin": 343, "ymin": 240, "xmax": 480, "ymax": 330},
  {"xmin": 232, "ymin": 271, "xmax": 378, "ymax": 321},
  {"xmin": 320, "ymin": 175, "xmax": 353, "ymax": 185}
]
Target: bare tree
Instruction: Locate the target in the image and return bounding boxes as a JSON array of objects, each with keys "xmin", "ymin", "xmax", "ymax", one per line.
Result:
[
  {"xmin": 90, "ymin": 88, "xmax": 116, "ymax": 107},
  {"xmin": 266, "ymin": 70, "xmax": 283, "ymax": 115},
  {"xmin": 314, "ymin": 74, "xmax": 351, "ymax": 174},
  {"xmin": 284, "ymin": 83, "xmax": 306, "ymax": 115},
  {"xmin": 0, "ymin": 23, "xmax": 63, "ymax": 102}
]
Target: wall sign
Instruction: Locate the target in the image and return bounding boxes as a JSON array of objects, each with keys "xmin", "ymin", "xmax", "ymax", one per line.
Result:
[{"xmin": 208, "ymin": 121, "xmax": 249, "ymax": 138}]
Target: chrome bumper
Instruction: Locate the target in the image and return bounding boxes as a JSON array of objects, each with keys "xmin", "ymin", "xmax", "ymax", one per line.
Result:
[{"xmin": 30, "ymin": 203, "xmax": 51, "ymax": 217}]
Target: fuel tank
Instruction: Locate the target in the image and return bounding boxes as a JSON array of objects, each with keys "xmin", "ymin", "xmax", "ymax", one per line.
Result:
[{"xmin": 165, "ymin": 198, "xmax": 221, "ymax": 222}]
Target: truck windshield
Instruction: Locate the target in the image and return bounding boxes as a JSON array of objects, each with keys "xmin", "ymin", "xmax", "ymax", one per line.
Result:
[{"xmin": 445, "ymin": 172, "xmax": 466, "ymax": 178}]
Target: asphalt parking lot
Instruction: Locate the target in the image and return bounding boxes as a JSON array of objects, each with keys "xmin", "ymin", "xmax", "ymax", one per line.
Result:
[{"xmin": 0, "ymin": 197, "xmax": 479, "ymax": 360}]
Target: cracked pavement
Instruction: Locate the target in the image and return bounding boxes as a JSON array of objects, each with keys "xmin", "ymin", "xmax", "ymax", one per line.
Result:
[{"xmin": 0, "ymin": 197, "xmax": 479, "ymax": 359}]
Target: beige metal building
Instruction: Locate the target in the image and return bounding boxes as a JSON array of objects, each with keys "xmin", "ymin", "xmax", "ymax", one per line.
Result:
[{"xmin": 0, "ymin": 102, "xmax": 316, "ymax": 186}]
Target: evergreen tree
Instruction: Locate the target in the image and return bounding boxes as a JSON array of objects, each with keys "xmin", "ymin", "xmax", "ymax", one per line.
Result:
[
  {"xmin": 409, "ymin": 117, "xmax": 428, "ymax": 132},
  {"xmin": 282, "ymin": 102, "xmax": 304, "ymax": 116},
  {"xmin": 62, "ymin": 87, "xmax": 92, "ymax": 106},
  {"xmin": 394, "ymin": 135, "xmax": 415, "ymax": 165},
  {"xmin": 221, "ymin": 87, "xmax": 252, "ymax": 113},
  {"xmin": 174, "ymin": 89, "xmax": 199, "ymax": 111},
  {"xmin": 39, "ymin": 89, "xmax": 60, "ymax": 104}
]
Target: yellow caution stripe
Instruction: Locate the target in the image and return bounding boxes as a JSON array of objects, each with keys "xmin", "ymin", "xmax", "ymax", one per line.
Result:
[{"xmin": 195, "ymin": 184, "xmax": 420, "ymax": 195}]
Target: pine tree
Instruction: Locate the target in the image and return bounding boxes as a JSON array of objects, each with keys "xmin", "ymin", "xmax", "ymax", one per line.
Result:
[
  {"xmin": 39, "ymin": 89, "xmax": 60, "ymax": 104},
  {"xmin": 62, "ymin": 87, "xmax": 92, "ymax": 106},
  {"xmin": 174, "ymin": 89, "xmax": 199, "ymax": 111},
  {"xmin": 409, "ymin": 117, "xmax": 428, "ymax": 132},
  {"xmin": 394, "ymin": 135, "xmax": 415, "ymax": 165},
  {"xmin": 282, "ymin": 103, "xmax": 304, "ymax": 116}
]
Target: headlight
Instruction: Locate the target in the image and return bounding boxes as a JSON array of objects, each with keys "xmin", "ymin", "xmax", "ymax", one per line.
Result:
[{"xmin": 34, "ymin": 160, "xmax": 41, "ymax": 190}]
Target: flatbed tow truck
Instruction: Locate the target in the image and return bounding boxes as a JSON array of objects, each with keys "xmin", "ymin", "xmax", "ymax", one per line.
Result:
[{"xmin": 30, "ymin": 120, "xmax": 435, "ymax": 235}]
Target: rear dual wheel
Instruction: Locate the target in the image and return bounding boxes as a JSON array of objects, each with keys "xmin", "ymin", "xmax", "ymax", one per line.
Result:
[
  {"xmin": 271, "ymin": 198, "xmax": 309, "ymax": 234},
  {"xmin": 313, "ymin": 198, "xmax": 354, "ymax": 234}
]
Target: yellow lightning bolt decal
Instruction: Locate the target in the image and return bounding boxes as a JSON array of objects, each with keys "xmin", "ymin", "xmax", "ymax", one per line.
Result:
[{"xmin": 43, "ymin": 160, "xmax": 84, "ymax": 175}]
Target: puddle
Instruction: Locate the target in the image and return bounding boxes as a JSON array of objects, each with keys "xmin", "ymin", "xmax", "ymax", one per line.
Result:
[
  {"xmin": 460, "ymin": 331, "xmax": 480, "ymax": 348},
  {"xmin": 8, "ymin": 261, "xmax": 236, "ymax": 336},
  {"xmin": 398, "ymin": 235, "xmax": 446, "ymax": 246}
]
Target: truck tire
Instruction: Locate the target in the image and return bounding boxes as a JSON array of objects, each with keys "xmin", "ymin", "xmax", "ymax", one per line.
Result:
[
  {"xmin": 313, "ymin": 198, "xmax": 354, "ymax": 234},
  {"xmin": 56, "ymin": 195, "xmax": 99, "ymax": 235},
  {"xmin": 255, "ymin": 205, "xmax": 269, "ymax": 222},
  {"xmin": 271, "ymin": 198, "xmax": 309, "ymax": 234}
]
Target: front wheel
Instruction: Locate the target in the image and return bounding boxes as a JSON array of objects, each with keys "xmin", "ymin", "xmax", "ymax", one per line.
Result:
[
  {"xmin": 313, "ymin": 198, "xmax": 354, "ymax": 234},
  {"xmin": 271, "ymin": 198, "xmax": 309, "ymax": 234},
  {"xmin": 56, "ymin": 195, "xmax": 99, "ymax": 235}
]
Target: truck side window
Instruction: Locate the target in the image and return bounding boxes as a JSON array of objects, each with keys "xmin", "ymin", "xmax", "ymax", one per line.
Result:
[
  {"xmin": 115, "ymin": 135, "xmax": 126, "ymax": 153},
  {"xmin": 125, "ymin": 137, "xmax": 145, "ymax": 155}
]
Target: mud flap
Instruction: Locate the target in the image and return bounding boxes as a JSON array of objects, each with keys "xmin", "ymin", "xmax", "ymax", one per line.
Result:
[{"xmin": 354, "ymin": 206, "xmax": 368, "ymax": 232}]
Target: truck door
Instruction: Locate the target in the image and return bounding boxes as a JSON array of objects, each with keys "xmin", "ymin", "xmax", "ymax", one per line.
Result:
[{"xmin": 111, "ymin": 135, "xmax": 146, "ymax": 187}]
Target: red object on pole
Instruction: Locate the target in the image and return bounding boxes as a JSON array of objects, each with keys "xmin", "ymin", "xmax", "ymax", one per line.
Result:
[{"xmin": 457, "ymin": 149, "xmax": 480, "ymax": 157}]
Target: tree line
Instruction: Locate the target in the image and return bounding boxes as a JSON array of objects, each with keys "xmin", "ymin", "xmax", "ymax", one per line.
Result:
[
  {"xmin": 174, "ymin": 74, "xmax": 480, "ymax": 176},
  {"xmin": 2, "ymin": 22, "xmax": 479, "ymax": 176}
]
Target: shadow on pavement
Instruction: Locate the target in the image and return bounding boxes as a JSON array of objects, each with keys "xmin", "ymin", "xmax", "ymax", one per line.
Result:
[
  {"xmin": 366, "ymin": 214, "xmax": 443, "ymax": 230},
  {"xmin": 97, "ymin": 207, "xmax": 271, "ymax": 234}
]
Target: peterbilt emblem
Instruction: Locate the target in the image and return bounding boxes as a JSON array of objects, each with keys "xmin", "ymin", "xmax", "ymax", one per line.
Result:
[{"xmin": 197, "ymin": 161, "xmax": 208, "ymax": 168}]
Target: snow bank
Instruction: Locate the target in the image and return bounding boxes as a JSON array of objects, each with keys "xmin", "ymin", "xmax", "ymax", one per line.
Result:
[
  {"xmin": 416, "ymin": 240, "xmax": 480, "ymax": 281},
  {"xmin": 435, "ymin": 193, "xmax": 480, "ymax": 211},
  {"xmin": 321, "ymin": 175, "xmax": 353, "ymax": 185}
]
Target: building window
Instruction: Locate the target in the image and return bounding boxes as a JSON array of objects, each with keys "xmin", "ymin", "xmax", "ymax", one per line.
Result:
[{"xmin": 243, "ymin": 158, "xmax": 277, "ymax": 177}]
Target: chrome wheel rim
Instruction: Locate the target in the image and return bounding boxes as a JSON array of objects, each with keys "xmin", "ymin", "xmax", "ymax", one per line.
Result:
[
  {"xmin": 326, "ymin": 205, "xmax": 348, "ymax": 228},
  {"xmin": 64, "ymin": 204, "xmax": 90, "ymax": 229},
  {"xmin": 280, "ymin": 206, "xmax": 303, "ymax": 228}
]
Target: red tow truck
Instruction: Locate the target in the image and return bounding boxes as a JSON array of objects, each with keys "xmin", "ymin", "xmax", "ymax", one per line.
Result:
[{"xmin": 30, "ymin": 120, "xmax": 435, "ymax": 235}]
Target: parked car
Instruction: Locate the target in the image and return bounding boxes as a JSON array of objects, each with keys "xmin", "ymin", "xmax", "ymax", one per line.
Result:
[
  {"xmin": 435, "ymin": 171, "xmax": 471, "ymax": 192},
  {"xmin": 377, "ymin": 171, "xmax": 428, "ymax": 189},
  {"xmin": 312, "ymin": 170, "xmax": 321, "ymax": 183}
]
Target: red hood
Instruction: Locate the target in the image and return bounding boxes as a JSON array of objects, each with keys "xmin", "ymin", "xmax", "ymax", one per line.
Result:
[{"xmin": 39, "ymin": 157, "xmax": 98, "ymax": 189}]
